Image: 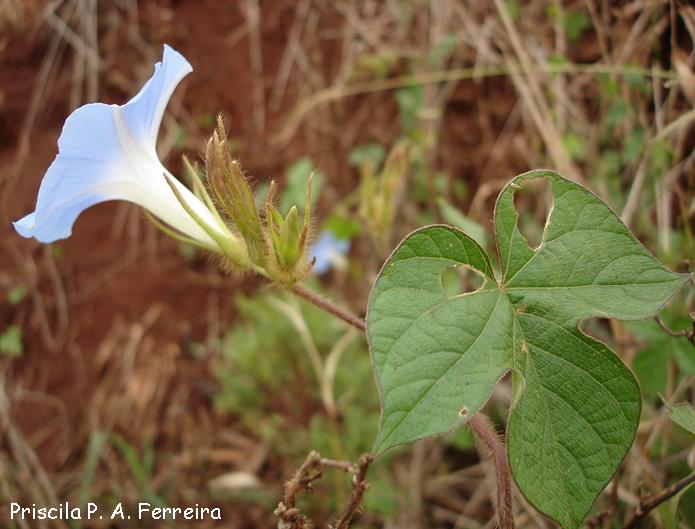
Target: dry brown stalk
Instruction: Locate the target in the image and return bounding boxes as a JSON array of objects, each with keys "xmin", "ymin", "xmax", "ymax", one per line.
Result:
[
  {"xmin": 274, "ymin": 451, "xmax": 374, "ymax": 529},
  {"xmin": 621, "ymin": 471, "xmax": 695, "ymax": 529}
]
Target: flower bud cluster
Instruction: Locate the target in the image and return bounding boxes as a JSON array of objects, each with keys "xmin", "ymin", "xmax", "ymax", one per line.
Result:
[{"xmin": 202, "ymin": 116, "xmax": 314, "ymax": 283}]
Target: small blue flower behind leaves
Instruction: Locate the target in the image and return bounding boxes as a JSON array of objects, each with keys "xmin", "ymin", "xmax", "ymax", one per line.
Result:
[{"xmin": 311, "ymin": 231, "xmax": 350, "ymax": 275}]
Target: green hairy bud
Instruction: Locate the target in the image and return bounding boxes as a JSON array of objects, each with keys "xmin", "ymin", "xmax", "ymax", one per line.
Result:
[
  {"xmin": 206, "ymin": 116, "xmax": 265, "ymax": 265},
  {"xmin": 263, "ymin": 173, "xmax": 314, "ymax": 283}
]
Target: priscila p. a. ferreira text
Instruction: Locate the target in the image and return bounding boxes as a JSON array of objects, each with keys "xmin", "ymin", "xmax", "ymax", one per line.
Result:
[{"xmin": 11, "ymin": 502, "xmax": 222, "ymax": 521}]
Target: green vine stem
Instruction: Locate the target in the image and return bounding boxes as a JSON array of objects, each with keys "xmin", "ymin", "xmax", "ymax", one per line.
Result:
[{"xmin": 290, "ymin": 283, "xmax": 366, "ymax": 332}]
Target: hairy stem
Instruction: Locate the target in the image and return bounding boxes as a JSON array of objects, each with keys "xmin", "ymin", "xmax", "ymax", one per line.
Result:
[
  {"xmin": 621, "ymin": 471, "xmax": 695, "ymax": 529},
  {"xmin": 290, "ymin": 283, "xmax": 366, "ymax": 331},
  {"xmin": 468, "ymin": 414, "xmax": 514, "ymax": 529}
]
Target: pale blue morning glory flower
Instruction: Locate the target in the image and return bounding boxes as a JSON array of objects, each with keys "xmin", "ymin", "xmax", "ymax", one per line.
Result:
[
  {"xmin": 311, "ymin": 231, "xmax": 350, "ymax": 275},
  {"xmin": 13, "ymin": 45, "xmax": 233, "ymax": 251}
]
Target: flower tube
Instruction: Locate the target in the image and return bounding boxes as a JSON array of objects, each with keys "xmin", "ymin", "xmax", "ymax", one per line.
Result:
[{"xmin": 14, "ymin": 45, "xmax": 242, "ymax": 260}]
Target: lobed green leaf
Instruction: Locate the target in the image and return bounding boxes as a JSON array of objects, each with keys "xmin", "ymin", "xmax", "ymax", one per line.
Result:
[{"xmin": 367, "ymin": 170, "xmax": 689, "ymax": 529}]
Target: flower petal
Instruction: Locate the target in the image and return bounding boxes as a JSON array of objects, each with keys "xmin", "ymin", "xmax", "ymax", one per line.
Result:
[
  {"xmin": 121, "ymin": 44, "xmax": 193, "ymax": 148},
  {"xmin": 13, "ymin": 212, "xmax": 37, "ymax": 238},
  {"xmin": 13, "ymin": 45, "xmax": 223, "ymax": 246}
]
